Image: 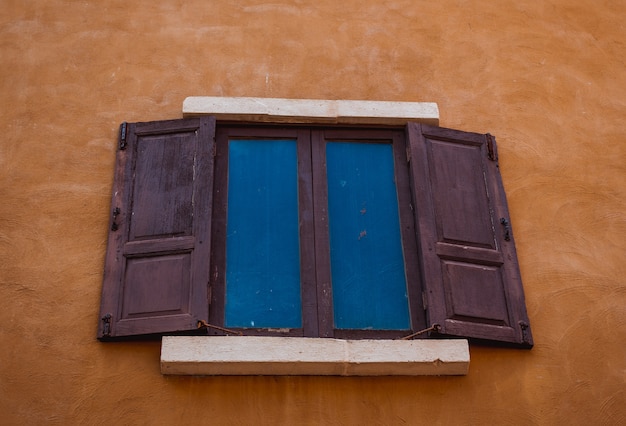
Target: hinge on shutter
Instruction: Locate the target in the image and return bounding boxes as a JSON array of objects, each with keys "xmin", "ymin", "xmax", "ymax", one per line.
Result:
[
  {"xmin": 500, "ymin": 217, "xmax": 511, "ymax": 241},
  {"xmin": 406, "ymin": 145, "xmax": 411, "ymax": 163},
  {"xmin": 101, "ymin": 313, "xmax": 112, "ymax": 337},
  {"xmin": 422, "ymin": 291, "xmax": 428, "ymax": 310},
  {"xmin": 519, "ymin": 321, "xmax": 530, "ymax": 344},
  {"xmin": 111, "ymin": 207, "xmax": 121, "ymax": 231},
  {"xmin": 119, "ymin": 122, "xmax": 128, "ymax": 150},
  {"xmin": 486, "ymin": 133, "xmax": 498, "ymax": 162},
  {"xmin": 211, "ymin": 142, "xmax": 217, "ymax": 157}
]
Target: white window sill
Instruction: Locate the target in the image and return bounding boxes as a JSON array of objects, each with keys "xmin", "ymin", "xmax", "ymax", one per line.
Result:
[
  {"xmin": 182, "ymin": 97, "xmax": 439, "ymax": 126},
  {"xmin": 160, "ymin": 336, "xmax": 469, "ymax": 376}
]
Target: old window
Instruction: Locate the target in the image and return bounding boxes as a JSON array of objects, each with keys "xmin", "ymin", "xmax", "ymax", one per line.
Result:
[
  {"xmin": 208, "ymin": 126, "xmax": 424, "ymax": 339},
  {"xmin": 98, "ymin": 116, "xmax": 533, "ymax": 348}
]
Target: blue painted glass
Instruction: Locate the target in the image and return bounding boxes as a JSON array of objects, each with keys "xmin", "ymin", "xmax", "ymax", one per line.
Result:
[
  {"xmin": 225, "ymin": 140, "xmax": 302, "ymax": 328},
  {"xmin": 326, "ymin": 142, "xmax": 410, "ymax": 330}
]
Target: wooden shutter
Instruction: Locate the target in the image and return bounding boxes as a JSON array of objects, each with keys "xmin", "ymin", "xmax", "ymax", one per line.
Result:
[
  {"xmin": 98, "ymin": 117, "xmax": 216, "ymax": 339},
  {"xmin": 407, "ymin": 123, "xmax": 533, "ymax": 347}
]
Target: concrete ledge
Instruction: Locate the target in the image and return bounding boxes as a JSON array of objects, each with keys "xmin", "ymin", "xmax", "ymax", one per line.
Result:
[
  {"xmin": 183, "ymin": 97, "xmax": 439, "ymax": 126},
  {"xmin": 160, "ymin": 336, "xmax": 469, "ymax": 376}
]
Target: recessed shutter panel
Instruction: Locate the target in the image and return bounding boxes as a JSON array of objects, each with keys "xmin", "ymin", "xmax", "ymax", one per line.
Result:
[
  {"xmin": 98, "ymin": 117, "xmax": 215, "ymax": 339},
  {"xmin": 407, "ymin": 123, "xmax": 533, "ymax": 347}
]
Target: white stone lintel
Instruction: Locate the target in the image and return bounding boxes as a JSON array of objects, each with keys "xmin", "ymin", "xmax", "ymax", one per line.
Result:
[
  {"xmin": 183, "ymin": 97, "xmax": 439, "ymax": 126},
  {"xmin": 161, "ymin": 336, "xmax": 469, "ymax": 376}
]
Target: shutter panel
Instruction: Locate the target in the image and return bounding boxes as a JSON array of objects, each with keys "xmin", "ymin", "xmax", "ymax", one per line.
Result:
[
  {"xmin": 407, "ymin": 123, "xmax": 533, "ymax": 347},
  {"xmin": 98, "ymin": 117, "xmax": 216, "ymax": 339}
]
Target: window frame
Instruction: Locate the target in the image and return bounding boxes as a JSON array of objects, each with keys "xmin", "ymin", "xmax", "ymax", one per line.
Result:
[
  {"xmin": 313, "ymin": 127, "xmax": 427, "ymax": 339},
  {"xmin": 209, "ymin": 126, "xmax": 316, "ymax": 337},
  {"xmin": 209, "ymin": 124, "xmax": 427, "ymax": 340}
]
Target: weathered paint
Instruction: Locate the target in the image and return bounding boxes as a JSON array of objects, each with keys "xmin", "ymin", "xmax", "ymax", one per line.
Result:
[{"xmin": 1, "ymin": 1, "xmax": 624, "ymax": 424}]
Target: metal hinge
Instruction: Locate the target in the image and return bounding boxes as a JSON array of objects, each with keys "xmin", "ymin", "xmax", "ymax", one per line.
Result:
[
  {"xmin": 405, "ymin": 146, "xmax": 411, "ymax": 163},
  {"xmin": 422, "ymin": 291, "xmax": 428, "ymax": 310},
  {"xmin": 119, "ymin": 122, "xmax": 128, "ymax": 150},
  {"xmin": 111, "ymin": 207, "xmax": 121, "ymax": 231},
  {"xmin": 519, "ymin": 321, "xmax": 531, "ymax": 344},
  {"xmin": 486, "ymin": 133, "xmax": 497, "ymax": 162},
  {"xmin": 500, "ymin": 217, "xmax": 511, "ymax": 241},
  {"xmin": 211, "ymin": 142, "xmax": 217, "ymax": 157},
  {"xmin": 101, "ymin": 313, "xmax": 112, "ymax": 337}
]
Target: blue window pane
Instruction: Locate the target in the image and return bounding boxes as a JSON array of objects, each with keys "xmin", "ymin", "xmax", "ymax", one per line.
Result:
[
  {"xmin": 225, "ymin": 140, "xmax": 302, "ymax": 328},
  {"xmin": 326, "ymin": 142, "xmax": 410, "ymax": 330}
]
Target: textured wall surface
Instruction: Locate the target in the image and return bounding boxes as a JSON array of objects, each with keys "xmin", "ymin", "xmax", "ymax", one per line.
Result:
[{"xmin": 1, "ymin": 1, "xmax": 625, "ymax": 424}]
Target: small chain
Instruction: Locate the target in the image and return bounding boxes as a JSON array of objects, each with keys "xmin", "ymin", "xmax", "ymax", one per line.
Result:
[
  {"xmin": 197, "ymin": 320, "xmax": 243, "ymax": 336},
  {"xmin": 399, "ymin": 324, "xmax": 441, "ymax": 340},
  {"xmin": 197, "ymin": 320, "xmax": 441, "ymax": 340}
]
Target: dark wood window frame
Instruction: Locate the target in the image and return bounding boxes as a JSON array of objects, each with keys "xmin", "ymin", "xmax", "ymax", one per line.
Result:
[
  {"xmin": 209, "ymin": 125, "xmax": 427, "ymax": 340},
  {"xmin": 98, "ymin": 116, "xmax": 534, "ymax": 348}
]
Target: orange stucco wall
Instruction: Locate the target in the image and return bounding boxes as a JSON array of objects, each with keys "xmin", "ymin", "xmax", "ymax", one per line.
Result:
[{"xmin": 1, "ymin": 1, "xmax": 625, "ymax": 424}]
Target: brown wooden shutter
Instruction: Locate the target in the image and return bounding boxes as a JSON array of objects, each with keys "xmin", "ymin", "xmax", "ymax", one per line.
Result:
[
  {"xmin": 98, "ymin": 117, "xmax": 216, "ymax": 339},
  {"xmin": 407, "ymin": 123, "xmax": 533, "ymax": 347}
]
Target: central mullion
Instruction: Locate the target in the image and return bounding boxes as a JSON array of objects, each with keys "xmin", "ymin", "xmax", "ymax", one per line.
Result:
[
  {"xmin": 296, "ymin": 130, "xmax": 319, "ymax": 337},
  {"xmin": 311, "ymin": 130, "xmax": 335, "ymax": 338}
]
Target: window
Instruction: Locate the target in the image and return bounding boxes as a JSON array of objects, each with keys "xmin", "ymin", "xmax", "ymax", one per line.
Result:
[
  {"xmin": 98, "ymin": 116, "xmax": 533, "ymax": 348},
  {"xmin": 209, "ymin": 126, "xmax": 424, "ymax": 339}
]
